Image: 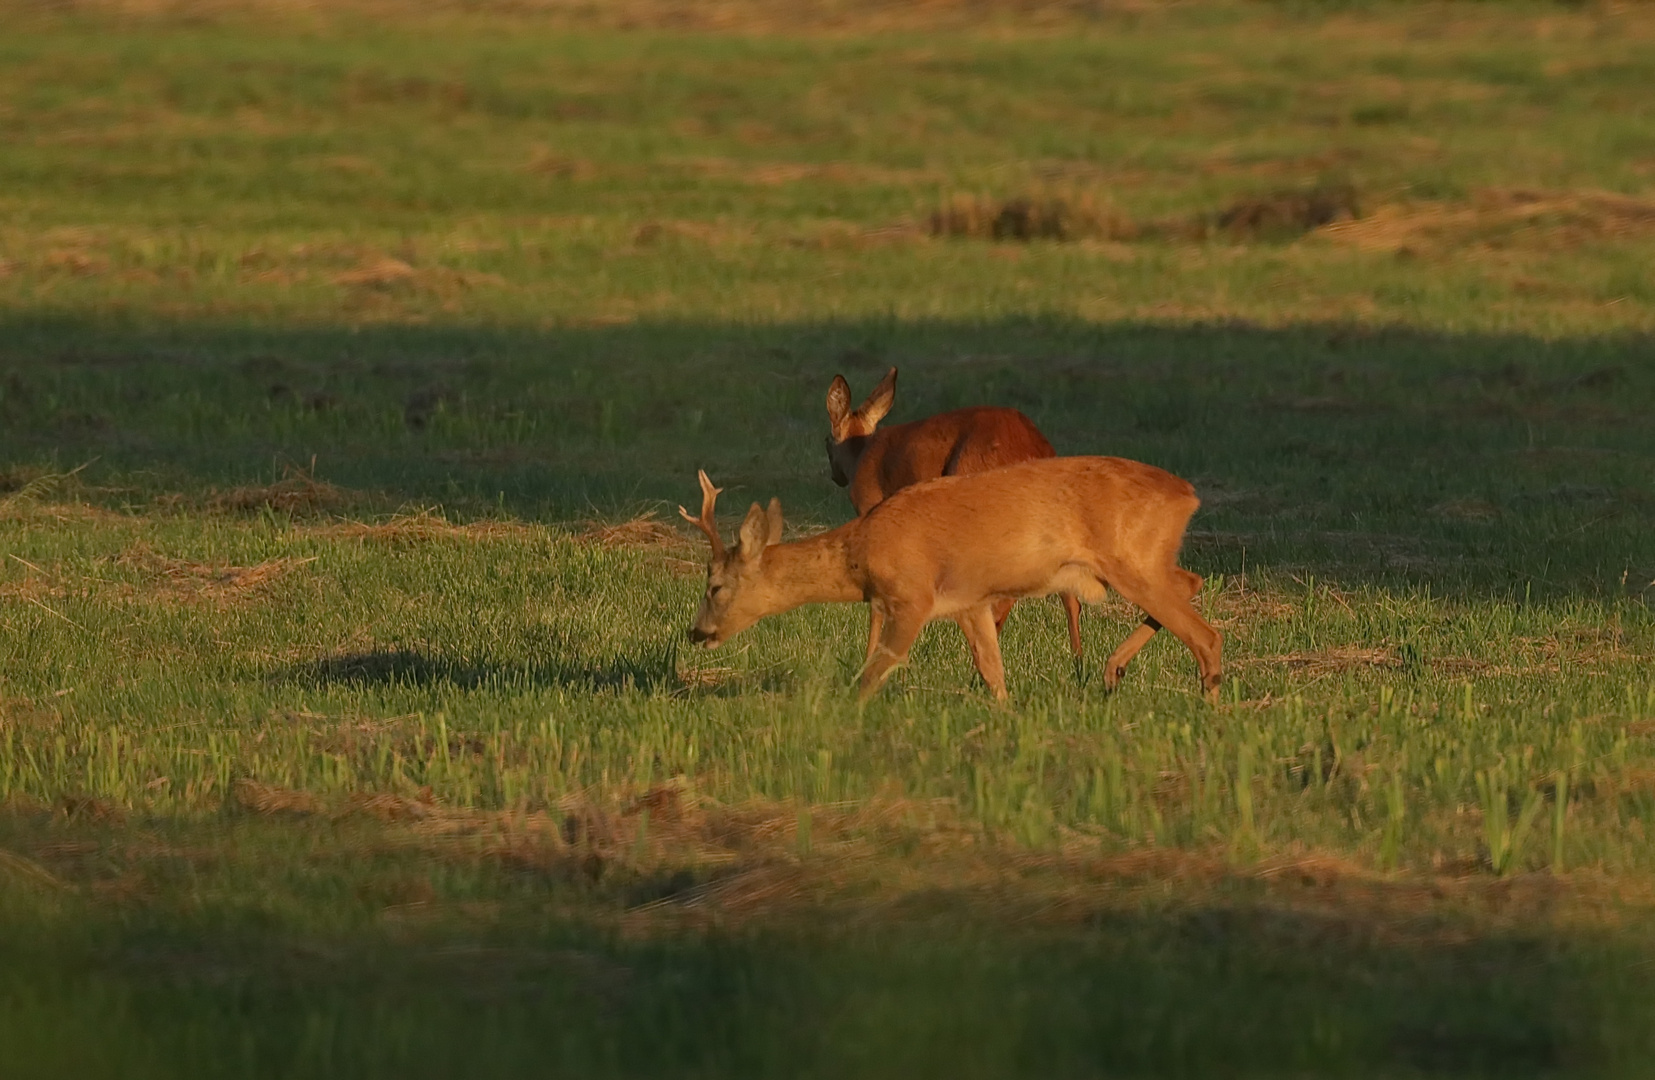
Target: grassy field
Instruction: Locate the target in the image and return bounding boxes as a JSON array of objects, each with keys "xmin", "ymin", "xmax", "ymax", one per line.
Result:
[{"xmin": 3, "ymin": 1, "xmax": 1655, "ymax": 1075}]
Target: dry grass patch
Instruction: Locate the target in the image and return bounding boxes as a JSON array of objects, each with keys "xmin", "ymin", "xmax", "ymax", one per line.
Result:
[
  {"xmin": 578, "ymin": 511, "xmax": 702, "ymax": 576},
  {"xmin": 1207, "ymin": 184, "xmax": 1361, "ymax": 241},
  {"xmin": 209, "ymin": 778, "xmax": 974, "ymax": 908},
  {"xmin": 1242, "ymin": 646, "xmax": 1402, "ymax": 675},
  {"xmin": 630, "ymin": 219, "xmax": 753, "ymax": 248},
  {"xmin": 927, "ymin": 192, "xmax": 1137, "ymax": 243},
  {"xmin": 113, "ymin": 542, "xmax": 312, "ymax": 602},
  {"xmin": 0, "ymin": 465, "xmax": 92, "ymax": 513},
  {"xmin": 799, "ymin": 220, "xmax": 927, "ymax": 251},
  {"xmin": 0, "ymin": 566, "xmax": 67, "ymax": 605},
  {"xmin": 315, "ymin": 509, "xmax": 527, "ymax": 546},
  {"xmin": 378, "ymin": 785, "xmax": 1645, "ymax": 937},
  {"xmin": 11, "ymin": 0, "xmax": 1176, "ymax": 34},
  {"xmin": 0, "ymin": 847, "xmax": 70, "ymax": 892},
  {"xmin": 232, "ymin": 778, "xmax": 326, "ymax": 817},
  {"xmin": 928, "ymin": 181, "xmax": 1641, "ymax": 259},
  {"xmin": 672, "ymin": 663, "xmax": 736, "ymax": 694},
  {"xmin": 1432, "ymin": 497, "xmax": 1501, "ymax": 522},
  {"xmin": 525, "ymin": 148, "xmax": 599, "ymax": 180},
  {"xmin": 928, "ymin": 184, "xmax": 1360, "ymax": 245},
  {"xmin": 1321, "ymin": 188, "xmax": 1655, "ymax": 256},
  {"xmin": 677, "ymin": 157, "xmax": 933, "ymax": 188},
  {"xmin": 207, "ymin": 464, "xmax": 348, "ymax": 516},
  {"xmin": 16, "ymin": 775, "xmax": 1655, "ymax": 944},
  {"xmin": 1513, "ymin": 626, "xmax": 1641, "ymax": 673},
  {"xmin": 576, "ymin": 511, "xmax": 686, "ymax": 551},
  {"xmin": 0, "ymin": 695, "xmax": 62, "ymax": 734},
  {"xmin": 1237, "ymin": 629, "xmax": 1638, "ymax": 683},
  {"xmin": 4, "ymin": 534, "xmax": 310, "ymax": 611},
  {"xmin": 331, "ymin": 255, "xmax": 420, "ymax": 289},
  {"xmin": 1201, "ymin": 575, "xmax": 1300, "ymax": 625},
  {"xmin": 332, "ymin": 253, "xmax": 509, "ymax": 295}
]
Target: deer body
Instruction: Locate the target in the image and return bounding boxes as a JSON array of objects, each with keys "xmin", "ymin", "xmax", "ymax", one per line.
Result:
[
  {"xmin": 834, "ymin": 406, "xmax": 1058, "ymax": 517},
  {"xmin": 681, "ymin": 457, "xmax": 1221, "ymax": 702},
  {"xmin": 825, "ymin": 368, "xmax": 1083, "ymax": 658}
]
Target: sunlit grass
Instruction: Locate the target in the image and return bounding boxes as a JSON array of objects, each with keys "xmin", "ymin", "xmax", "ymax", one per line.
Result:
[{"xmin": 2, "ymin": 1, "xmax": 1655, "ymax": 1074}]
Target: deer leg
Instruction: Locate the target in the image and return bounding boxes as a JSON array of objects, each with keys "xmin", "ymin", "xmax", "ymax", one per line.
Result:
[
  {"xmin": 1103, "ymin": 571, "xmax": 1203, "ymax": 691},
  {"xmin": 1061, "ymin": 592, "xmax": 1083, "ymax": 660},
  {"xmin": 955, "ymin": 614, "xmax": 986, "ymax": 690},
  {"xmin": 1103, "ymin": 619, "xmax": 1159, "ymax": 691},
  {"xmin": 990, "ymin": 597, "xmax": 1015, "ymax": 636},
  {"xmin": 1109, "ymin": 572, "xmax": 1221, "ymax": 701},
  {"xmin": 858, "ymin": 603, "xmax": 927, "ymax": 702},
  {"xmin": 863, "ymin": 604, "xmax": 886, "ymax": 670},
  {"xmin": 957, "ymin": 605, "xmax": 1008, "ymax": 700}
]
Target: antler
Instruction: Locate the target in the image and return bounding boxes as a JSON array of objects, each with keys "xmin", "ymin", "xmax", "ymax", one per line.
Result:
[{"xmin": 678, "ymin": 469, "xmax": 725, "ymax": 556}]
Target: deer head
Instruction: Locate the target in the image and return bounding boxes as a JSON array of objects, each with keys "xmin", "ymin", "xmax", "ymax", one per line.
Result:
[
  {"xmin": 679, "ymin": 469, "xmax": 784, "ymax": 647},
  {"xmin": 824, "ymin": 366, "xmax": 897, "ymax": 486}
]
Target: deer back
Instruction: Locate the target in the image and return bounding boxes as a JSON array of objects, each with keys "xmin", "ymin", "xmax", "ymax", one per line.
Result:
[
  {"xmin": 850, "ymin": 406, "xmax": 1057, "ymax": 514},
  {"xmin": 855, "ymin": 456, "xmax": 1197, "ymax": 611}
]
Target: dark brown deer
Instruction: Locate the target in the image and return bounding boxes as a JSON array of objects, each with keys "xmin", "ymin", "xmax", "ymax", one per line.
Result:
[
  {"xmin": 824, "ymin": 366, "xmax": 1083, "ymax": 659},
  {"xmin": 681, "ymin": 457, "xmax": 1219, "ymax": 701}
]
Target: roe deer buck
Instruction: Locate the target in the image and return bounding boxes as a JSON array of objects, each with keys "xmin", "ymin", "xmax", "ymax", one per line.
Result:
[
  {"xmin": 824, "ymin": 366, "xmax": 1083, "ymax": 659},
  {"xmin": 680, "ymin": 458, "xmax": 1220, "ymax": 702}
]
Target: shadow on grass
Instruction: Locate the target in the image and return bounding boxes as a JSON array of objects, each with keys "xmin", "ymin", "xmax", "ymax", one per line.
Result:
[
  {"xmin": 273, "ymin": 643, "xmax": 799, "ymax": 697},
  {"xmin": 277, "ymin": 643, "xmax": 683, "ymax": 694},
  {"xmin": 0, "ymin": 847, "xmax": 1648, "ymax": 1079},
  {"xmin": 1, "ymin": 314, "xmax": 1652, "ymax": 602}
]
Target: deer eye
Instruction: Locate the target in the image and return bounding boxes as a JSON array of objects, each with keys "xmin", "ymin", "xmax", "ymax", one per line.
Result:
[{"xmin": 709, "ymin": 584, "xmax": 724, "ymax": 597}]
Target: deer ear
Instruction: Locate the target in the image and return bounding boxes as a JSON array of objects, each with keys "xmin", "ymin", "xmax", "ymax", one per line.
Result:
[
  {"xmin": 764, "ymin": 498, "xmax": 784, "ymax": 546},
  {"xmin": 826, "ymin": 375, "xmax": 852, "ymax": 432},
  {"xmin": 738, "ymin": 502, "xmax": 771, "ymax": 559},
  {"xmin": 857, "ymin": 366, "xmax": 897, "ymax": 429}
]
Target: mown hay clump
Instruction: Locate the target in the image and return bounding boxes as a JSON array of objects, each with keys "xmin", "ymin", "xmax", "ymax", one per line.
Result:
[
  {"xmin": 1210, "ymin": 183, "xmax": 1361, "ymax": 241},
  {"xmin": 209, "ymin": 464, "xmax": 346, "ymax": 516},
  {"xmin": 927, "ymin": 192, "xmax": 1137, "ymax": 242},
  {"xmin": 927, "ymin": 185, "xmax": 1360, "ymax": 244},
  {"xmin": 114, "ymin": 542, "xmax": 311, "ymax": 601}
]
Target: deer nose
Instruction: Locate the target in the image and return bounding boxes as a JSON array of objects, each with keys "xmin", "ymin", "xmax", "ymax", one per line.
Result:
[{"xmin": 688, "ymin": 626, "xmax": 711, "ymax": 644}]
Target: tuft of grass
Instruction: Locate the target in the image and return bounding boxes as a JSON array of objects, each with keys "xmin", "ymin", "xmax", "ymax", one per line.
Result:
[{"xmin": 1476, "ymin": 760, "xmax": 1546, "ymax": 877}]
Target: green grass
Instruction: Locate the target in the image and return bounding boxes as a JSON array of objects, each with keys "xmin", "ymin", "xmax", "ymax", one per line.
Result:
[
  {"xmin": 2, "ymin": 1, "xmax": 1655, "ymax": 1075},
  {"xmin": 3, "ymin": 1, "xmax": 1655, "ymax": 332}
]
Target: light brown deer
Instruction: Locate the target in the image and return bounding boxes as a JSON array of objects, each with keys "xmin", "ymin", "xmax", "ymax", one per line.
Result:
[
  {"xmin": 824, "ymin": 366, "xmax": 1083, "ymax": 659},
  {"xmin": 680, "ymin": 457, "xmax": 1220, "ymax": 702}
]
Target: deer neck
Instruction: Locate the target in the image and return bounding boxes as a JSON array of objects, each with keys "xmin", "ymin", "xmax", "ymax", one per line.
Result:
[
  {"xmin": 829, "ymin": 433, "xmax": 870, "ymax": 491},
  {"xmin": 759, "ymin": 523, "xmax": 867, "ymax": 610}
]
